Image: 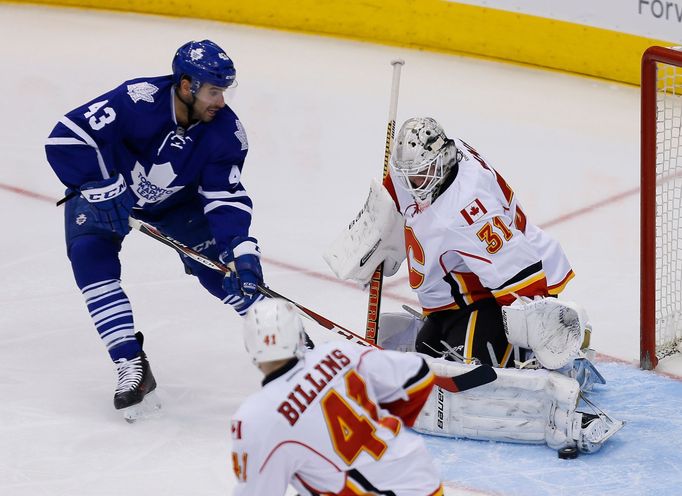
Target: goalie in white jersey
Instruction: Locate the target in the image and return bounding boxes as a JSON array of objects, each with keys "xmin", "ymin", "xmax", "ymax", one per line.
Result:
[
  {"xmin": 230, "ymin": 298, "xmax": 444, "ymax": 495},
  {"xmin": 390, "ymin": 117, "xmax": 579, "ymax": 365},
  {"xmin": 327, "ymin": 117, "xmax": 587, "ymax": 370},
  {"xmin": 324, "ymin": 117, "xmax": 623, "ymax": 455}
]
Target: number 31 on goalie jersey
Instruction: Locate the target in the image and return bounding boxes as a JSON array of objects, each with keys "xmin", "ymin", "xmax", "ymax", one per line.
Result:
[{"xmin": 476, "ymin": 216, "xmax": 513, "ymax": 254}]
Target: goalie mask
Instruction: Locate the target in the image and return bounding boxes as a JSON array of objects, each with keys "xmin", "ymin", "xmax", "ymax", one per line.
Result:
[
  {"xmin": 243, "ymin": 298, "xmax": 307, "ymax": 365},
  {"xmin": 391, "ymin": 117, "xmax": 461, "ymax": 206}
]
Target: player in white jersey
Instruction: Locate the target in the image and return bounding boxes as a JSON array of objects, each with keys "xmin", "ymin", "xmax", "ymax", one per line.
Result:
[
  {"xmin": 325, "ymin": 117, "xmax": 604, "ymax": 386},
  {"xmin": 329, "ymin": 117, "xmax": 582, "ymax": 365},
  {"xmin": 230, "ymin": 298, "xmax": 444, "ymax": 495},
  {"xmin": 387, "ymin": 117, "xmax": 577, "ymax": 365},
  {"xmin": 323, "ymin": 117, "xmax": 622, "ymax": 455}
]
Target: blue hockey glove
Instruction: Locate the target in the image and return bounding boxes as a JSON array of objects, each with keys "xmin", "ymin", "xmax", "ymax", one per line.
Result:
[
  {"xmin": 80, "ymin": 174, "xmax": 135, "ymax": 237},
  {"xmin": 220, "ymin": 237, "xmax": 264, "ymax": 297}
]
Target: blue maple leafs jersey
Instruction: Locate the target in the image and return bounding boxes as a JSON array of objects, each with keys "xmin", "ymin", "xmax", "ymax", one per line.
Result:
[{"xmin": 45, "ymin": 75, "xmax": 252, "ymax": 252}]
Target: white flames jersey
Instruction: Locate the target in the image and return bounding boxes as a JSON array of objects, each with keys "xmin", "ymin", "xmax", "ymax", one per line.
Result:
[
  {"xmin": 386, "ymin": 138, "xmax": 574, "ymax": 314},
  {"xmin": 230, "ymin": 340, "xmax": 442, "ymax": 496}
]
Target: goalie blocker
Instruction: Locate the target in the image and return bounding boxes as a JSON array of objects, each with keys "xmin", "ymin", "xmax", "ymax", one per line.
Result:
[{"xmin": 324, "ymin": 178, "xmax": 405, "ymax": 286}]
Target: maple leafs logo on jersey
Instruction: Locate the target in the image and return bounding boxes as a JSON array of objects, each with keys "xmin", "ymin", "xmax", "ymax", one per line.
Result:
[
  {"xmin": 126, "ymin": 82, "xmax": 159, "ymax": 103},
  {"xmin": 460, "ymin": 198, "xmax": 488, "ymax": 225},
  {"xmin": 130, "ymin": 161, "xmax": 183, "ymax": 206},
  {"xmin": 234, "ymin": 120, "xmax": 248, "ymax": 151}
]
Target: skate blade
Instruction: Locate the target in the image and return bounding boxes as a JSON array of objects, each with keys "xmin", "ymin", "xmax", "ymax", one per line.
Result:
[
  {"xmin": 123, "ymin": 391, "xmax": 162, "ymax": 423},
  {"xmin": 574, "ymin": 356, "xmax": 607, "ymax": 391},
  {"xmin": 599, "ymin": 418, "xmax": 625, "ymax": 444}
]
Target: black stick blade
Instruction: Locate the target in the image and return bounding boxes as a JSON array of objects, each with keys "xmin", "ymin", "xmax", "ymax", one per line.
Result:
[{"xmin": 434, "ymin": 364, "xmax": 497, "ymax": 393}]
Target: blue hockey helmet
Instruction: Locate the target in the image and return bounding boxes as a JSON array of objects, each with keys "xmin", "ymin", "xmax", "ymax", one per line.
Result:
[{"xmin": 172, "ymin": 40, "xmax": 236, "ymax": 93}]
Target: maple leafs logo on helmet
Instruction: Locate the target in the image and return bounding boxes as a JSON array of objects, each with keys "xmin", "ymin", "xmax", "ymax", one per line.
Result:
[
  {"xmin": 189, "ymin": 48, "xmax": 204, "ymax": 61},
  {"xmin": 172, "ymin": 40, "xmax": 237, "ymax": 93}
]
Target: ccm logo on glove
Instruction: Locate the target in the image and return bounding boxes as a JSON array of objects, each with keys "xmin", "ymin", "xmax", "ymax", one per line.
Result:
[{"xmin": 83, "ymin": 175, "xmax": 128, "ymax": 202}]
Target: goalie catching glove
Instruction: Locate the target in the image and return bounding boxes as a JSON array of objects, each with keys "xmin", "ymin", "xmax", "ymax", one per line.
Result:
[
  {"xmin": 324, "ymin": 178, "xmax": 405, "ymax": 286},
  {"xmin": 502, "ymin": 296, "xmax": 587, "ymax": 370}
]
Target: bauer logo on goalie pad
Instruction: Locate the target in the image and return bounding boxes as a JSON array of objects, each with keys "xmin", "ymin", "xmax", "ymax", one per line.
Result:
[
  {"xmin": 460, "ymin": 198, "xmax": 487, "ymax": 225},
  {"xmin": 437, "ymin": 387, "xmax": 445, "ymax": 430}
]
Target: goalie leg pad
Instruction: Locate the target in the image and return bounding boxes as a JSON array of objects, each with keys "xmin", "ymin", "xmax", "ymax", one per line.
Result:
[
  {"xmin": 502, "ymin": 298, "xmax": 586, "ymax": 369},
  {"xmin": 416, "ymin": 358, "xmax": 589, "ymax": 449}
]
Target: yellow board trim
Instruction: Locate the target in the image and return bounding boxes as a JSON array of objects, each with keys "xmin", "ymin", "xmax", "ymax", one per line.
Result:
[{"xmin": 7, "ymin": 0, "xmax": 676, "ymax": 85}]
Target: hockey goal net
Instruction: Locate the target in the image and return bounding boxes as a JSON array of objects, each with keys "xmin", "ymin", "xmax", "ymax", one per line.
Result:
[{"xmin": 641, "ymin": 46, "xmax": 682, "ymax": 370}]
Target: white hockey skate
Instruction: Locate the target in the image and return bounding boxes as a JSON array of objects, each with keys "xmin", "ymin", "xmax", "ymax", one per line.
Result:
[
  {"xmin": 572, "ymin": 391, "xmax": 624, "ymax": 453},
  {"xmin": 575, "ymin": 410, "xmax": 624, "ymax": 453}
]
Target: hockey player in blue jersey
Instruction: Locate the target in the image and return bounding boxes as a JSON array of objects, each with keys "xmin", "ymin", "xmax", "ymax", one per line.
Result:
[{"xmin": 45, "ymin": 40, "xmax": 264, "ymax": 421}]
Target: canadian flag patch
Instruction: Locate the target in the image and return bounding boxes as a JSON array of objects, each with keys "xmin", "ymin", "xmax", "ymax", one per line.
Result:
[{"xmin": 460, "ymin": 198, "xmax": 487, "ymax": 225}]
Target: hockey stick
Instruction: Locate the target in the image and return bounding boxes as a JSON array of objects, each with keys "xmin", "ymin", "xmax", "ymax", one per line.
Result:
[
  {"xmin": 433, "ymin": 364, "xmax": 497, "ymax": 393},
  {"xmin": 128, "ymin": 217, "xmax": 373, "ymax": 347},
  {"xmin": 129, "ymin": 218, "xmax": 498, "ymax": 393},
  {"xmin": 365, "ymin": 59, "xmax": 404, "ymax": 345}
]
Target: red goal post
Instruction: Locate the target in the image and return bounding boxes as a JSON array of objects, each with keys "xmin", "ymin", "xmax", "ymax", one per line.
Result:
[{"xmin": 641, "ymin": 46, "xmax": 682, "ymax": 370}]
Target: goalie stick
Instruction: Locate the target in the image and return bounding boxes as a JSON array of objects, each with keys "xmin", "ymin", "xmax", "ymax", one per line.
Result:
[
  {"xmin": 365, "ymin": 59, "xmax": 404, "ymax": 345},
  {"xmin": 129, "ymin": 218, "xmax": 497, "ymax": 393}
]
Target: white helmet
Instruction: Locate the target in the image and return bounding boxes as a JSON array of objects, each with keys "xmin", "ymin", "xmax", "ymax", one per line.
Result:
[
  {"xmin": 391, "ymin": 117, "xmax": 460, "ymax": 205},
  {"xmin": 243, "ymin": 298, "xmax": 307, "ymax": 364}
]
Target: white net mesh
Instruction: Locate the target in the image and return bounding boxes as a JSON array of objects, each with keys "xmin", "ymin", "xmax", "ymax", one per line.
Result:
[{"xmin": 655, "ymin": 48, "xmax": 682, "ymax": 359}]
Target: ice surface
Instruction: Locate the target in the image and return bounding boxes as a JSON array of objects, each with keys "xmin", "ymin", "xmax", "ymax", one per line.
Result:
[{"xmin": 1, "ymin": 4, "xmax": 681, "ymax": 495}]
